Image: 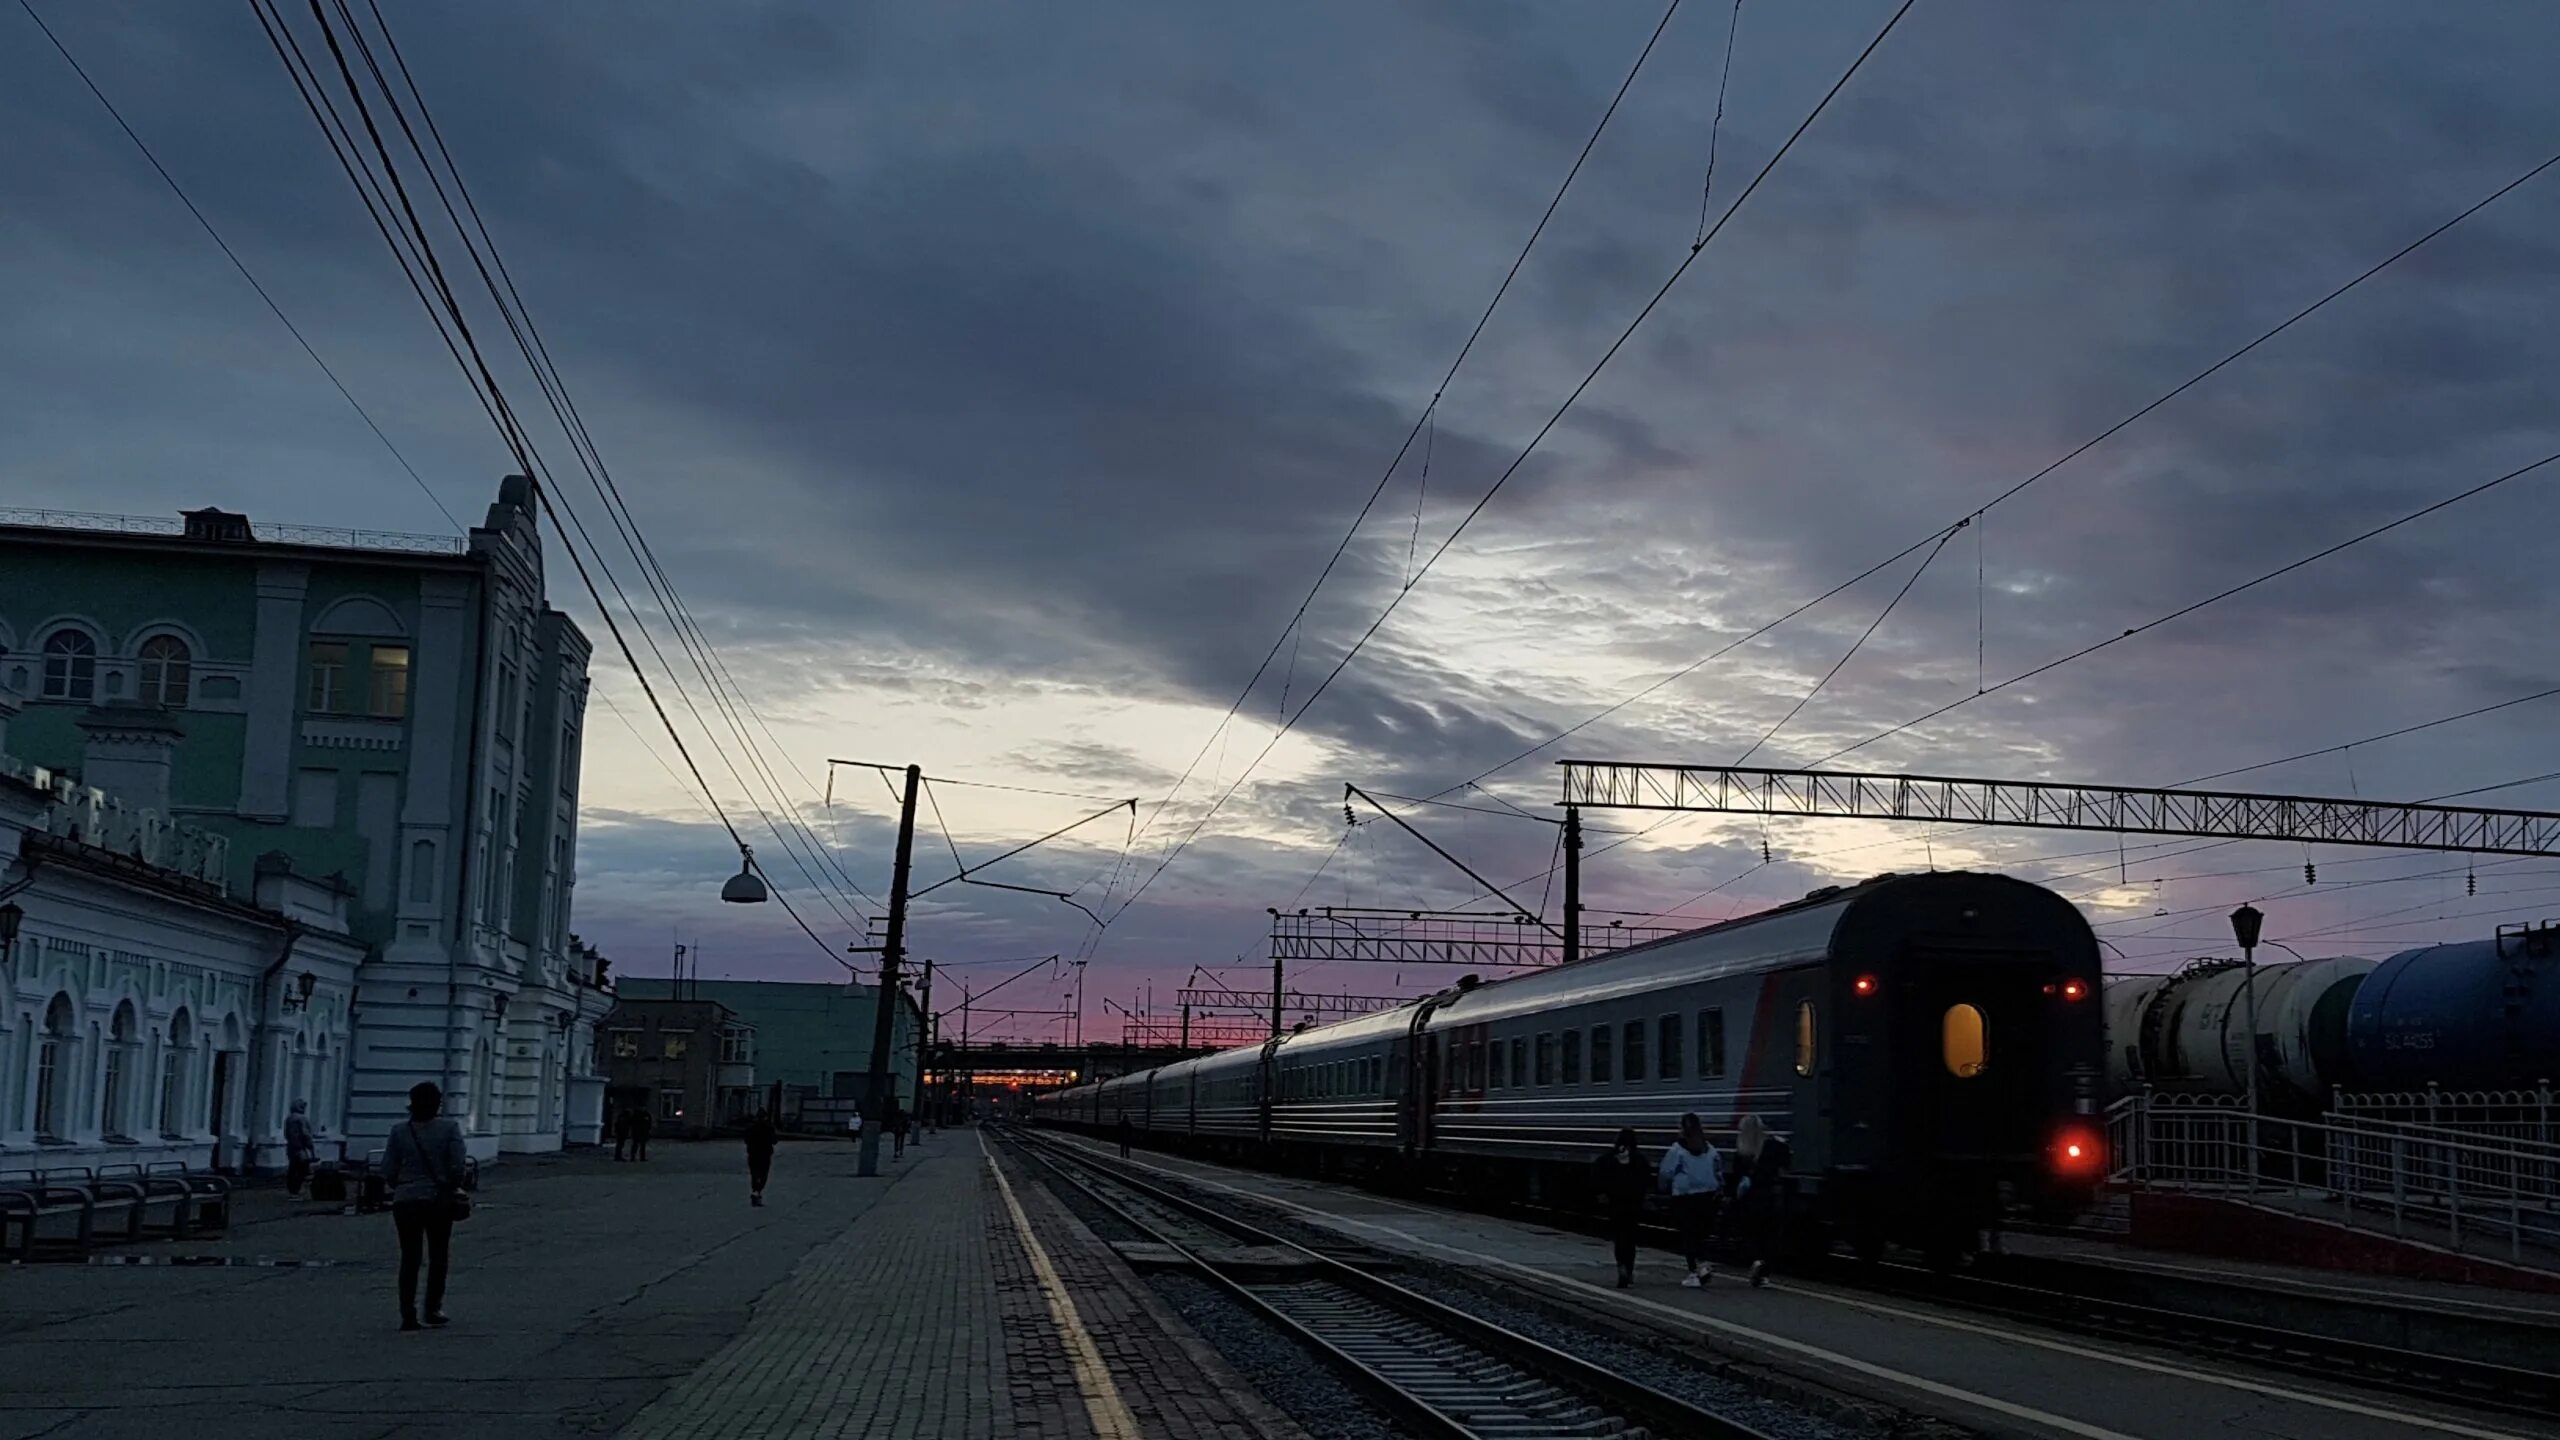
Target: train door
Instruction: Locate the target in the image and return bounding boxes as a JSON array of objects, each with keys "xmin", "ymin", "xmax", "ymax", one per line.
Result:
[
  {"xmin": 1910, "ymin": 950, "xmax": 2055, "ymax": 1167},
  {"xmin": 1393, "ymin": 1004, "xmax": 1440, "ymax": 1154}
]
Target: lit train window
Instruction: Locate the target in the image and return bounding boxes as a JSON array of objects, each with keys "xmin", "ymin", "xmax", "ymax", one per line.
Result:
[
  {"xmin": 1943, "ymin": 1004, "xmax": 1988, "ymax": 1079},
  {"xmin": 1794, "ymin": 1000, "xmax": 1817, "ymax": 1077}
]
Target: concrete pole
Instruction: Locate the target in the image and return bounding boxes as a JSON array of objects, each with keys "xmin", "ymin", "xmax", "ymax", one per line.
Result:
[{"xmin": 856, "ymin": 764, "xmax": 919, "ymax": 1177}]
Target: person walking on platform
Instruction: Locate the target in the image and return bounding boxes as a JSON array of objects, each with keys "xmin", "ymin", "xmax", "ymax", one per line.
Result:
[
  {"xmin": 380, "ymin": 1082, "xmax": 470, "ymax": 1331},
  {"xmin": 1658, "ymin": 1112, "xmax": 1724, "ymax": 1288},
  {"xmin": 628, "ymin": 1103, "xmax": 654, "ymax": 1162},
  {"xmin": 611, "ymin": 1105, "xmax": 629, "ymax": 1162},
  {"xmin": 284, "ymin": 1099, "xmax": 316, "ymax": 1198},
  {"xmin": 1116, "ymin": 1113, "xmax": 1133, "ymax": 1159},
  {"xmin": 745, "ymin": 1109, "xmax": 779, "ymax": 1206},
  {"xmin": 888, "ymin": 1105, "xmax": 909, "ymax": 1160},
  {"xmin": 1733, "ymin": 1114, "xmax": 1793, "ymax": 1287},
  {"xmin": 1593, "ymin": 1128, "xmax": 1650, "ymax": 1288},
  {"xmin": 845, "ymin": 1108, "xmax": 863, "ymax": 1145}
]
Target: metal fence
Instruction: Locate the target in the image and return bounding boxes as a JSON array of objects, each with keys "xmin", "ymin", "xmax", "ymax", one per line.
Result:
[
  {"xmin": 2110, "ymin": 1091, "xmax": 2560, "ymax": 1262},
  {"xmin": 2333, "ymin": 1085, "xmax": 2559, "ymax": 1152}
]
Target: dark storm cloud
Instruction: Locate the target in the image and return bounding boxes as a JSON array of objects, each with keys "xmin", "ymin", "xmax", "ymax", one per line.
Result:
[{"xmin": 8, "ymin": 1, "xmax": 2560, "ymax": 993}]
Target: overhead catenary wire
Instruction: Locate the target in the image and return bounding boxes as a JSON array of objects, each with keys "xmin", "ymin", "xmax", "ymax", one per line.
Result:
[
  {"xmin": 329, "ymin": 0, "xmax": 879, "ymax": 919},
  {"xmin": 1422, "ymin": 145, "xmax": 2560, "ymax": 806},
  {"xmin": 1100, "ymin": 0, "xmax": 1690, "ymax": 891},
  {"xmin": 252, "ymin": 0, "xmax": 863, "ymax": 966},
  {"xmin": 1111, "ymin": 0, "xmax": 1919, "ymax": 925},
  {"xmin": 15, "ymin": 0, "xmax": 461, "ymax": 532}
]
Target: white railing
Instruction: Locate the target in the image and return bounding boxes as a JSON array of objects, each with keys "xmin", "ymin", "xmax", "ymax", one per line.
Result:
[
  {"xmin": 2334, "ymin": 1085, "xmax": 2560, "ymax": 1152},
  {"xmin": 14, "ymin": 763, "xmax": 231, "ymax": 893},
  {"xmin": 0, "ymin": 507, "xmax": 465, "ymax": 556},
  {"xmin": 2112, "ymin": 1092, "xmax": 2560, "ymax": 1262}
]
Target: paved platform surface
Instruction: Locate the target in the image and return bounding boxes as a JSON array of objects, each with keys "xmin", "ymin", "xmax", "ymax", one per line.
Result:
[
  {"xmin": 0, "ymin": 1130, "xmax": 1298, "ymax": 1440},
  {"xmin": 1042, "ymin": 1130, "xmax": 2560, "ymax": 1440}
]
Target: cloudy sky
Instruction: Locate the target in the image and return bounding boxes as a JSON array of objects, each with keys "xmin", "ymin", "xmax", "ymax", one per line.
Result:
[{"xmin": 8, "ymin": 2, "xmax": 2559, "ymax": 1039}]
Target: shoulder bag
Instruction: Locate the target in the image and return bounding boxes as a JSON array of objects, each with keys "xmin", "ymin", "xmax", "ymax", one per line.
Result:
[{"xmin": 409, "ymin": 1122, "xmax": 475, "ymax": 1222}]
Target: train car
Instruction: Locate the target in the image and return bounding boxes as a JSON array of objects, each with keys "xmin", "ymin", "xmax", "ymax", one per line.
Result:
[
  {"xmin": 1040, "ymin": 870, "xmax": 2105, "ymax": 1261},
  {"xmin": 2348, "ymin": 922, "xmax": 2560, "ymax": 1091},
  {"xmin": 2103, "ymin": 955, "xmax": 2373, "ymax": 1112}
]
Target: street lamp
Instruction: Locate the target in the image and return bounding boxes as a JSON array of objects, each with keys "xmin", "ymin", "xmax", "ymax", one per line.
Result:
[
  {"xmin": 2228, "ymin": 902, "xmax": 2264, "ymax": 1187},
  {"xmin": 720, "ymin": 845, "xmax": 769, "ymax": 904}
]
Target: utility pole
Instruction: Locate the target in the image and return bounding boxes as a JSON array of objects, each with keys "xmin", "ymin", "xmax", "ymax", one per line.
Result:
[
  {"xmin": 855, "ymin": 764, "xmax": 919, "ymax": 1178},
  {"xmin": 1562, "ymin": 804, "xmax": 1582, "ymax": 966},
  {"xmin": 1180, "ymin": 1001, "xmax": 1191, "ymax": 1051},
  {"xmin": 1270, "ymin": 954, "xmax": 1283, "ymax": 1040},
  {"xmin": 912, "ymin": 958, "xmax": 934, "ymax": 1140}
]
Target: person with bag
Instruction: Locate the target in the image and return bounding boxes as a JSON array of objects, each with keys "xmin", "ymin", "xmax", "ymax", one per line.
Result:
[
  {"xmin": 379, "ymin": 1081, "xmax": 471, "ymax": 1332},
  {"xmin": 283, "ymin": 1098, "xmax": 317, "ymax": 1198},
  {"xmin": 1657, "ymin": 1111, "xmax": 1725, "ymax": 1288}
]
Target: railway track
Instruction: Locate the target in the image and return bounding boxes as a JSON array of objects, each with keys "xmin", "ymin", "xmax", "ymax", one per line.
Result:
[
  {"xmin": 1029, "ymin": 1127, "xmax": 2560, "ymax": 1422},
  {"xmin": 1005, "ymin": 1130, "xmax": 1780, "ymax": 1440}
]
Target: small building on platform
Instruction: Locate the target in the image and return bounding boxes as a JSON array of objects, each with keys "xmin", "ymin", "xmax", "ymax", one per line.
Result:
[
  {"xmin": 615, "ymin": 977, "xmax": 920, "ymax": 1130},
  {"xmin": 600, "ymin": 996, "xmax": 755, "ymax": 1136}
]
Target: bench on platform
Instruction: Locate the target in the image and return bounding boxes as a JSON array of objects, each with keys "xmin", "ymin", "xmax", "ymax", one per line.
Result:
[{"xmin": 0, "ymin": 1169, "xmax": 110, "ymax": 1259}]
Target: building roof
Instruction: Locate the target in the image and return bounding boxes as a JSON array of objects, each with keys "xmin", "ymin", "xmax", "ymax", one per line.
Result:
[{"xmin": 0, "ymin": 506, "xmax": 475, "ymax": 565}]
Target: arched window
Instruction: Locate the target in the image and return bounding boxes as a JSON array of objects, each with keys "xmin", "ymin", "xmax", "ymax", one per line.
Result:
[
  {"xmin": 101, "ymin": 1002, "xmax": 139, "ymax": 1137},
  {"xmin": 137, "ymin": 634, "xmax": 192, "ymax": 708},
  {"xmin": 160, "ymin": 1011, "xmax": 194, "ymax": 1134},
  {"xmin": 1794, "ymin": 1000, "xmax": 1818, "ymax": 1078},
  {"xmin": 35, "ymin": 995, "xmax": 75, "ymax": 1139},
  {"xmin": 41, "ymin": 630, "xmax": 96, "ymax": 701}
]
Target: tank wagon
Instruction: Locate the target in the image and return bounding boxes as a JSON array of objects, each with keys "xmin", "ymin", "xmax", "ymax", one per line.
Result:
[{"xmin": 1037, "ymin": 871, "xmax": 2108, "ymax": 1260}]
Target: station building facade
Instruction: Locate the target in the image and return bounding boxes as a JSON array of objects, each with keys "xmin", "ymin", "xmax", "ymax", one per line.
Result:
[{"xmin": 0, "ymin": 477, "xmax": 614, "ymax": 1162}]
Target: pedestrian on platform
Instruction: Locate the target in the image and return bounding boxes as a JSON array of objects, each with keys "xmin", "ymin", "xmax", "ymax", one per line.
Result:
[
  {"xmin": 845, "ymin": 1108, "xmax": 863, "ymax": 1145},
  {"xmin": 1116, "ymin": 1113, "xmax": 1133, "ymax": 1159},
  {"xmin": 1658, "ymin": 1112, "xmax": 1724, "ymax": 1288},
  {"xmin": 1593, "ymin": 1128, "xmax": 1650, "ymax": 1288},
  {"xmin": 380, "ymin": 1081, "xmax": 470, "ymax": 1331},
  {"xmin": 628, "ymin": 1103, "xmax": 654, "ymax": 1162},
  {"xmin": 284, "ymin": 1099, "xmax": 316, "ymax": 1198},
  {"xmin": 745, "ymin": 1108, "xmax": 778, "ymax": 1206},
  {"xmin": 1733, "ymin": 1114, "xmax": 1793, "ymax": 1287},
  {"xmin": 890, "ymin": 1106, "xmax": 910, "ymax": 1159},
  {"xmin": 611, "ymin": 1105, "xmax": 628, "ymax": 1162}
]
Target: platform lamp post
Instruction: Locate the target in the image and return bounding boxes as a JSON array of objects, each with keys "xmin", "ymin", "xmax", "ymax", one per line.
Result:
[{"xmin": 2228, "ymin": 902, "xmax": 2264, "ymax": 1189}]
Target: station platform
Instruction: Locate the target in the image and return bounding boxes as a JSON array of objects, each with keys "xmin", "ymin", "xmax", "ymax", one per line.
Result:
[
  {"xmin": 0, "ymin": 1130, "xmax": 1302, "ymax": 1439},
  {"xmin": 1037, "ymin": 1131, "xmax": 2560, "ymax": 1440}
]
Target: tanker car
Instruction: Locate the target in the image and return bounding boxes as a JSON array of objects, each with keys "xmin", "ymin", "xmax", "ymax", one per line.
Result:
[{"xmin": 2103, "ymin": 920, "xmax": 2560, "ymax": 1107}]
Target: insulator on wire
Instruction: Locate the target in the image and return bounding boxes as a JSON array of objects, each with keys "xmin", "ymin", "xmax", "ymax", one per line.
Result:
[
  {"xmin": 1343, "ymin": 803, "xmax": 1356, "ymax": 827},
  {"xmin": 2304, "ymin": 861, "xmax": 2317, "ymax": 885},
  {"xmin": 2468, "ymin": 868, "xmax": 2478, "ymax": 897},
  {"xmin": 1761, "ymin": 837, "xmax": 1772, "ymax": 863}
]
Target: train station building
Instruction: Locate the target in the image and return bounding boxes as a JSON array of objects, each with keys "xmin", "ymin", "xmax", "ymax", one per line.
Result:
[{"xmin": 0, "ymin": 479, "xmax": 617, "ymax": 1166}]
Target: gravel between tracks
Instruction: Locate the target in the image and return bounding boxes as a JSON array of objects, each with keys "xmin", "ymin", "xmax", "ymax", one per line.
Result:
[{"xmin": 1019, "ymin": 1145, "xmax": 1415, "ymax": 1440}]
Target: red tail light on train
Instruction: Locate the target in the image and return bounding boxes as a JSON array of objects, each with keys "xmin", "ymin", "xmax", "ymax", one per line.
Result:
[{"xmin": 2052, "ymin": 1126, "xmax": 2102, "ymax": 1175}]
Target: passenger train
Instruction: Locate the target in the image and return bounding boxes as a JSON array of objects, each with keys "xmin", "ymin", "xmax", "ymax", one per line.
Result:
[{"xmin": 1035, "ymin": 871, "xmax": 2108, "ymax": 1260}]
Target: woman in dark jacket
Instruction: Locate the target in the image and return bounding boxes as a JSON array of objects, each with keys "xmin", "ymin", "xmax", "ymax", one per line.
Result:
[
  {"xmin": 1734, "ymin": 1114, "xmax": 1793, "ymax": 1287},
  {"xmin": 745, "ymin": 1110, "xmax": 779, "ymax": 1206},
  {"xmin": 1593, "ymin": 1127, "xmax": 1651, "ymax": 1288},
  {"xmin": 379, "ymin": 1081, "xmax": 469, "ymax": 1331}
]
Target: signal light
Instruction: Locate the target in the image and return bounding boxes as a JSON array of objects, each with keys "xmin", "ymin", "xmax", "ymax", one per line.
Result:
[
  {"xmin": 1852, "ymin": 975, "xmax": 1878, "ymax": 997},
  {"xmin": 2060, "ymin": 978, "xmax": 2088, "ymax": 1002}
]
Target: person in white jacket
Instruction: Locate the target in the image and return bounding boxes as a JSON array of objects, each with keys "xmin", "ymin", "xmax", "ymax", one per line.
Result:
[{"xmin": 1658, "ymin": 1112, "xmax": 1725, "ymax": 1287}]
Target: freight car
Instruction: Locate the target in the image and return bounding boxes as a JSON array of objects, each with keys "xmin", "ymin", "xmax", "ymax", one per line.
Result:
[
  {"xmin": 1038, "ymin": 870, "xmax": 2108, "ymax": 1262},
  {"xmin": 2102, "ymin": 920, "xmax": 2560, "ymax": 1106}
]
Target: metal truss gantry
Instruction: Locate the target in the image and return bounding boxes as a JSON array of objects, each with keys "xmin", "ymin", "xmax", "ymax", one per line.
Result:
[
  {"xmin": 1558, "ymin": 762, "xmax": 2560, "ymax": 857},
  {"xmin": 1268, "ymin": 907, "xmax": 1686, "ymax": 969}
]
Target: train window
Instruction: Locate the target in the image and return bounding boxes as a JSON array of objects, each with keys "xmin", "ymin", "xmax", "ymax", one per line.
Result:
[
  {"xmin": 1699, "ymin": 1009, "xmax": 1726, "ymax": 1079},
  {"xmin": 1535, "ymin": 1033, "xmax": 1554, "ymax": 1085},
  {"xmin": 1795, "ymin": 1000, "xmax": 1818, "ymax": 1077},
  {"xmin": 1659, "ymin": 1015, "xmax": 1682, "ymax": 1079},
  {"xmin": 1469, "ymin": 1035, "xmax": 1488, "ymax": 1091},
  {"xmin": 1560, "ymin": 1029, "xmax": 1582, "ymax": 1084},
  {"xmin": 1490, "ymin": 1039, "xmax": 1507, "ymax": 1089},
  {"xmin": 1589, "ymin": 1025, "xmax": 1613, "ymax": 1085},
  {"xmin": 1944, "ymin": 1004, "xmax": 1988, "ymax": 1078},
  {"xmin": 1623, "ymin": 1020, "xmax": 1646, "ymax": 1081},
  {"xmin": 1509, "ymin": 1037, "xmax": 1526, "ymax": 1091}
]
